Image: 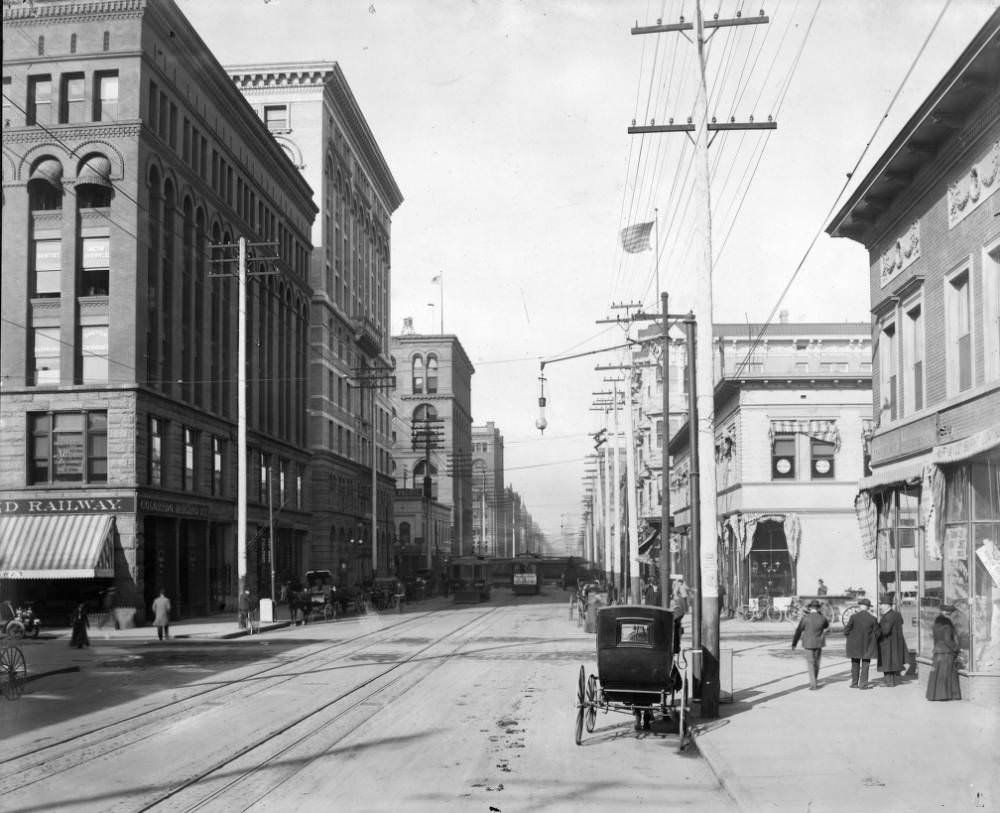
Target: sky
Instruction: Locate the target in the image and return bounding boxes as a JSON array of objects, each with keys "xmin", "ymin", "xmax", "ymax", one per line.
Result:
[{"xmin": 180, "ymin": 0, "xmax": 998, "ymax": 547}]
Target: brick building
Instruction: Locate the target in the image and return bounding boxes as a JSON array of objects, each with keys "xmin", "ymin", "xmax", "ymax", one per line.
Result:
[
  {"xmin": 228, "ymin": 62, "xmax": 403, "ymax": 586},
  {"xmin": 828, "ymin": 10, "xmax": 1000, "ymax": 702},
  {"xmin": 471, "ymin": 421, "xmax": 505, "ymax": 557},
  {"xmin": 1, "ymin": 0, "xmax": 315, "ymax": 619}
]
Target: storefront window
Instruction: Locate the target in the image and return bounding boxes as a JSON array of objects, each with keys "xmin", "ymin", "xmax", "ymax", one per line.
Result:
[
  {"xmin": 897, "ymin": 492, "xmax": 920, "ymax": 639},
  {"xmin": 971, "ymin": 458, "xmax": 1000, "ymax": 672},
  {"xmin": 920, "ymin": 525, "xmax": 943, "ymax": 659}
]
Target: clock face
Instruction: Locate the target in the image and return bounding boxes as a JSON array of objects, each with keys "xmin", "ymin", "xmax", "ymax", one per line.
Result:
[
  {"xmin": 814, "ymin": 459, "xmax": 831, "ymax": 474},
  {"xmin": 775, "ymin": 458, "xmax": 791, "ymax": 474}
]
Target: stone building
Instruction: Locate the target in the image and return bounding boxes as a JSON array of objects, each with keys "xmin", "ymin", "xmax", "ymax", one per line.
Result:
[
  {"xmin": 228, "ymin": 62, "xmax": 403, "ymax": 586},
  {"xmin": 0, "ymin": 0, "xmax": 315, "ymax": 619},
  {"xmin": 391, "ymin": 330, "xmax": 475, "ymax": 555},
  {"xmin": 827, "ymin": 9, "xmax": 1000, "ymax": 702},
  {"xmin": 471, "ymin": 421, "xmax": 506, "ymax": 557}
]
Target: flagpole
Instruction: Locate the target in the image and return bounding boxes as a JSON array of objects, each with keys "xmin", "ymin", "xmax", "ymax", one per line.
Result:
[
  {"xmin": 439, "ymin": 272, "xmax": 444, "ymax": 334},
  {"xmin": 654, "ymin": 208, "xmax": 660, "ymax": 297}
]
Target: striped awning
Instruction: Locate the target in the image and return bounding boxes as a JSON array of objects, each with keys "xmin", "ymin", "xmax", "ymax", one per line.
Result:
[
  {"xmin": 769, "ymin": 419, "xmax": 841, "ymax": 452},
  {"xmin": 0, "ymin": 514, "xmax": 114, "ymax": 579},
  {"xmin": 638, "ymin": 527, "xmax": 660, "ymax": 557}
]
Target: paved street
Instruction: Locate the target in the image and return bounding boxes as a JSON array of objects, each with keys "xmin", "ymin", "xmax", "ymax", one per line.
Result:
[{"xmin": 0, "ymin": 593, "xmax": 730, "ymax": 812}]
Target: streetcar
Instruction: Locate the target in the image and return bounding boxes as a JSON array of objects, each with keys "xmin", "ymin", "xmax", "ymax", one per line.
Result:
[
  {"xmin": 449, "ymin": 556, "xmax": 492, "ymax": 603},
  {"xmin": 574, "ymin": 604, "xmax": 692, "ymax": 751},
  {"xmin": 511, "ymin": 560, "xmax": 540, "ymax": 595}
]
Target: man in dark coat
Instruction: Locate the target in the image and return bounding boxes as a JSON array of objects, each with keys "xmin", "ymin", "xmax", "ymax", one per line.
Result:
[
  {"xmin": 877, "ymin": 599, "xmax": 909, "ymax": 687},
  {"xmin": 792, "ymin": 599, "xmax": 830, "ymax": 690},
  {"xmin": 843, "ymin": 597, "xmax": 878, "ymax": 689}
]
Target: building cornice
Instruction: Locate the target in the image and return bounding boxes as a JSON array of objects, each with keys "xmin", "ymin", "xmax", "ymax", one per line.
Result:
[{"xmin": 3, "ymin": 0, "xmax": 145, "ymax": 24}]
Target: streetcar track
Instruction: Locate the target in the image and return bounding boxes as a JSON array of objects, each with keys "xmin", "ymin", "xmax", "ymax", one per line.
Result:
[
  {"xmin": 0, "ymin": 610, "xmax": 436, "ymax": 781},
  {"xmin": 136, "ymin": 606, "xmax": 503, "ymax": 812}
]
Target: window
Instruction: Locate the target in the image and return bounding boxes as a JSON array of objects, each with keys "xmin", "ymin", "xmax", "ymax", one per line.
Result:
[
  {"xmin": 296, "ymin": 466, "xmax": 304, "ymax": 509},
  {"xmin": 94, "ymin": 72, "xmax": 118, "ymax": 121},
  {"xmin": 946, "ymin": 268, "xmax": 973, "ymax": 395},
  {"xmin": 60, "ymin": 74, "xmax": 86, "ymax": 123},
  {"xmin": 412, "ymin": 355, "xmax": 424, "ymax": 393},
  {"xmin": 771, "ymin": 434, "xmax": 796, "ymax": 479},
  {"xmin": 80, "ymin": 236, "xmax": 110, "ymax": 295},
  {"xmin": 263, "ymin": 104, "xmax": 288, "ymax": 132},
  {"xmin": 426, "ymin": 355, "xmax": 439, "ymax": 393},
  {"xmin": 810, "ymin": 437, "xmax": 836, "ymax": 479},
  {"xmin": 31, "ymin": 327, "xmax": 60, "ymax": 385},
  {"xmin": 183, "ymin": 428, "xmax": 197, "ymax": 491},
  {"xmin": 212, "ymin": 436, "xmax": 224, "ymax": 496},
  {"xmin": 28, "ymin": 75, "xmax": 52, "ymax": 125},
  {"xmin": 259, "ymin": 452, "xmax": 269, "ymax": 503},
  {"xmin": 879, "ymin": 320, "xmax": 897, "ymax": 423},
  {"xmin": 28, "ymin": 411, "xmax": 107, "ymax": 485},
  {"xmin": 2, "ymin": 76, "xmax": 13, "ymax": 126},
  {"xmin": 984, "ymin": 241, "xmax": 1000, "ymax": 383},
  {"xmin": 33, "ymin": 239, "xmax": 61, "ymax": 297},
  {"xmin": 902, "ymin": 298, "xmax": 924, "ymax": 414},
  {"xmin": 79, "ymin": 324, "xmax": 109, "ymax": 383},
  {"xmin": 149, "ymin": 417, "xmax": 163, "ymax": 486}
]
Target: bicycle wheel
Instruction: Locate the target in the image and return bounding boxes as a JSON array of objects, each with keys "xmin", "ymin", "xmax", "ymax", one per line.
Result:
[{"xmin": 766, "ymin": 606, "xmax": 781, "ymax": 622}]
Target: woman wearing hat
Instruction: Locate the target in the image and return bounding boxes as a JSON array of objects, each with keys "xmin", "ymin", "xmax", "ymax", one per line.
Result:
[
  {"xmin": 843, "ymin": 597, "xmax": 878, "ymax": 689},
  {"xmin": 791, "ymin": 599, "xmax": 830, "ymax": 690},
  {"xmin": 876, "ymin": 598, "xmax": 909, "ymax": 687},
  {"xmin": 925, "ymin": 605, "xmax": 962, "ymax": 701}
]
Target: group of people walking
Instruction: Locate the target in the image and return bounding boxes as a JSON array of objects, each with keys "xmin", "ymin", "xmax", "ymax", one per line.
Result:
[{"xmin": 791, "ymin": 597, "xmax": 962, "ymax": 700}]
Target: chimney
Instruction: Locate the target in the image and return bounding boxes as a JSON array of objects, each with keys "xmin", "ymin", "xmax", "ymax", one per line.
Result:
[
  {"xmin": 402, "ymin": 316, "xmax": 414, "ymax": 335},
  {"xmin": 779, "ymin": 309, "xmax": 789, "ymax": 324}
]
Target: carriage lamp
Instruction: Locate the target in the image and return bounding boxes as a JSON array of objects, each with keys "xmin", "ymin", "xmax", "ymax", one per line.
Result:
[{"xmin": 536, "ymin": 371, "xmax": 548, "ymax": 434}]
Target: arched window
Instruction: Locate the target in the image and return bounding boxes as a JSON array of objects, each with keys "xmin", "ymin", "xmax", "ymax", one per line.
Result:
[
  {"xmin": 28, "ymin": 157, "xmax": 63, "ymax": 210},
  {"xmin": 412, "ymin": 354, "xmax": 424, "ymax": 394},
  {"xmin": 413, "ymin": 403, "xmax": 437, "ymax": 422},
  {"xmin": 426, "ymin": 354, "xmax": 438, "ymax": 394}
]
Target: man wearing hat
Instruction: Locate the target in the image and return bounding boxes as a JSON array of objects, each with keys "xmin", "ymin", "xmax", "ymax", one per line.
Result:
[
  {"xmin": 877, "ymin": 598, "xmax": 909, "ymax": 687},
  {"xmin": 792, "ymin": 599, "xmax": 830, "ymax": 690},
  {"xmin": 843, "ymin": 597, "xmax": 878, "ymax": 689}
]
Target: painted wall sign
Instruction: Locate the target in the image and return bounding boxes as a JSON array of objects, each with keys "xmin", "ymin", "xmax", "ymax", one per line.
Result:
[
  {"xmin": 0, "ymin": 496, "xmax": 135, "ymax": 514},
  {"xmin": 947, "ymin": 140, "xmax": 1000, "ymax": 229}
]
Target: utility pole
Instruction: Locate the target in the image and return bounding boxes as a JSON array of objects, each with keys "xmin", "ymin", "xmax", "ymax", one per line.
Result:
[
  {"xmin": 629, "ymin": 1, "xmax": 773, "ymax": 720},
  {"xmin": 411, "ymin": 415, "xmax": 444, "ymax": 568},
  {"xmin": 353, "ymin": 363, "xmax": 395, "ymax": 577},
  {"xmin": 210, "ymin": 236, "xmax": 278, "ymax": 619}
]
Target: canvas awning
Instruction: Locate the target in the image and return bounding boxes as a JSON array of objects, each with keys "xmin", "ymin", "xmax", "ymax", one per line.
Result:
[
  {"xmin": 769, "ymin": 419, "xmax": 841, "ymax": 451},
  {"xmin": 0, "ymin": 514, "xmax": 114, "ymax": 579},
  {"xmin": 858, "ymin": 452, "xmax": 931, "ymax": 491},
  {"xmin": 638, "ymin": 527, "xmax": 660, "ymax": 556}
]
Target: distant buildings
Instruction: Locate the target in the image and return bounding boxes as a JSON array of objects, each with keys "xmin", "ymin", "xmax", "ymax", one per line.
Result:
[
  {"xmin": 472, "ymin": 421, "xmax": 505, "ymax": 556},
  {"xmin": 1, "ymin": 0, "xmax": 316, "ymax": 618},
  {"xmin": 827, "ymin": 9, "xmax": 1000, "ymax": 702}
]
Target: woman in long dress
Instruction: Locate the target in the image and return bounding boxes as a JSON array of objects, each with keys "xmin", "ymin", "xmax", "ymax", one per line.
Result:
[{"xmin": 926, "ymin": 606, "xmax": 962, "ymax": 701}]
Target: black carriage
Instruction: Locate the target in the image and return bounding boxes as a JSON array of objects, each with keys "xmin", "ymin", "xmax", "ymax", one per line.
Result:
[{"xmin": 575, "ymin": 605, "xmax": 691, "ymax": 750}]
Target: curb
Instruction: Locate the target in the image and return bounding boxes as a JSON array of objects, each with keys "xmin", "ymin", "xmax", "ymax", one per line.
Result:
[
  {"xmin": 691, "ymin": 726, "xmax": 752, "ymax": 813},
  {"xmin": 25, "ymin": 665, "xmax": 81, "ymax": 684}
]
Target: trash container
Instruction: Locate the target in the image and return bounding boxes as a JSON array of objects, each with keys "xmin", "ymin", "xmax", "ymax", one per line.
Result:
[{"xmin": 259, "ymin": 598, "xmax": 274, "ymax": 624}]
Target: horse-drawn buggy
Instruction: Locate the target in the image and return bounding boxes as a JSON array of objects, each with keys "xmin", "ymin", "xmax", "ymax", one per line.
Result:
[{"xmin": 575, "ymin": 605, "xmax": 691, "ymax": 750}]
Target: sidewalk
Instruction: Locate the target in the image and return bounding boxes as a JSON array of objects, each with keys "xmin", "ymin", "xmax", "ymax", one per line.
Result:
[{"xmin": 694, "ymin": 628, "xmax": 1000, "ymax": 812}]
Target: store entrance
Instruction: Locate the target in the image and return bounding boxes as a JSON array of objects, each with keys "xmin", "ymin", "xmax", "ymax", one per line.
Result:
[{"xmin": 749, "ymin": 521, "xmax": 793, "ymax": 598}]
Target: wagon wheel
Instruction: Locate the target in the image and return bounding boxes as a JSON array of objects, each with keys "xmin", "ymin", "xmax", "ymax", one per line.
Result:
[
  {"xmin": 841, "ymin": 604, "xmax": 861, "ymax": 627},
  {"xmin": 1, "ymin": 645, "xmax": 27, "ymax": 700},
  {"xmin": 585, "ymin": 674, "xmax": 598, "ymax": 733},
  {"xmin": 574, "ymin": 665, "xmax": 586, "ymax": 745}
]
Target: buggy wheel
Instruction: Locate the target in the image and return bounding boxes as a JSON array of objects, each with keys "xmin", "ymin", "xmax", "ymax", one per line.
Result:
[
  {"xmin": 787, "ymin": 604, "xmax": 802, "ymax": 623},
  {"xmin": 841, "ymin": 604, "xmax": 860, "ymax": 627},
  {"xmin": 575, "ymin": 665, "xmax": 586, "ymax": 745},
  {"xmin": 1, "ymin": 646, "xmax": 26, "ymax": 700},
  {"xmin": 585, "ymin": 675, "xmax": 597, "ymax": 732}
]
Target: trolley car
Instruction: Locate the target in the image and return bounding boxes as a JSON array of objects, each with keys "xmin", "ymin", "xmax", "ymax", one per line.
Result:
[
  {"xmin": 511, "ymin": 560, "xmax": 540, "ymax": 595},
  {"xmin": 449, "ymin": 556, "xmax": 492, "ymax": 603},
  {"xmin": 575, "ymin": 605, "xmax": 691, "ymax": 750}
]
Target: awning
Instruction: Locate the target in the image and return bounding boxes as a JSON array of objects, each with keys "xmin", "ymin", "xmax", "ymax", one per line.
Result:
[
  {"xmin": 76, "ymin": 155, "xmax": 112, "ymax": 188},
  {"xmin": 0, "ymin": 514, "xmax": 114, "ymax": 579},
  {"xmin": 858, "ymin": 452, "xmax": 931, "ymax": 491},
  {"xmin": 769, "ymin": 419, "xmax": 841, "ymax": 451},
  {"xmin": 933, "ymin": 423, "xmax": 1000, "ymax": 466},
  {"xmin": 30, "ymin": 158, "xmax": 63, "ymax": 189},
  {"xmin": 638, "ymin": 527, "xmax": 660, "ymax": 556}
]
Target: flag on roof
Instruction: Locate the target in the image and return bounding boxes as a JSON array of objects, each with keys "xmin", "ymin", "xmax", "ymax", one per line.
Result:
[
  {"xmin": 620, "ymin": 221, "xmax": 654, "ymax": 253},
  {"xmin": 431, "ymin": 274, "xmax": 441, "ymax": 284}
]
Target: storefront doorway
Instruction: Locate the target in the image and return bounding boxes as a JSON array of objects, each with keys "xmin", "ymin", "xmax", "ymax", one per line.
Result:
[{"xmin": 748, "ymin": 521, "xmax": 793, "ymax": 598}]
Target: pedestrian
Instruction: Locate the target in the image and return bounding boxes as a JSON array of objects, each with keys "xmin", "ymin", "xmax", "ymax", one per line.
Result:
[
  {"xmin": 817, "ymin": 579, "xmax": 828, "ymax": 596},
  {"xmin": 279, "ymin": 581, "xmax": 289, "ymax": 621},
  {"xmin": 926, "ymin": 605, "xmax": 962, "ymax": 701},
  {"xmin": 643, "ymin": 577, "xmax": 660, "ymax": 606},
  {"xmin": 69, "ymin": 602, "xmax": 90, "ymax": 648},
  {"xmin": 668, "ymin": 579, "xmax": 687, "ymax": 655},
  {"xmin": 98, "ymin": 586, "xmax": 119, "ymax": 631},
  {"xmin": 238, "ymin": 588, "xmax": 251, "ymax": 629},
  {"xmin": 843, "ymin": 597, "xmax": 878, "ymax": 689},
  {"xmin": 152, "ymin": 588, "xmax": 171, "ymax": 641},
  {"xmin": 876, "ymin": 598, "xmax": 908, "ymax": 687},
  {"xmin": 791, "ymin": 599, "xmax": 830, "ymax": 690}
]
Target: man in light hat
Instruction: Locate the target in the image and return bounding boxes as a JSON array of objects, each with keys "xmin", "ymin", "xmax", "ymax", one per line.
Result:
[
  {"xmin": 792, "ymin": 599, "xmax": 830, "ymax": 690},
  {"xmin": 843, "ymin": 597, "xmax": 878, "ymax": 689}
]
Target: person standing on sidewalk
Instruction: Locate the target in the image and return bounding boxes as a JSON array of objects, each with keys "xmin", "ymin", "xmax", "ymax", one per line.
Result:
[
  {"xmin": 843, "ymin": 597, "xmax": 878, "ymax": 689},
  {"xmin": 69, "ymin": 602, "xmax": 90, "ymax": 649},
  {"xmin": 925, "ymin": 605, "xmax": 962, "ymax": 701},
  {"xmin": 152, "ymin": 589, "xmax": 171, "ymax": 641},
  {"xmin": 877, "ymin": 598, "xmax": 908, "ymax": 687},
  {"xmin": 97, "ymin": 586, "xmax": 119, "ymax": 631},
  {"xmin": 792, "ymin": 599, "xmax": 829, "ymax": 690}
]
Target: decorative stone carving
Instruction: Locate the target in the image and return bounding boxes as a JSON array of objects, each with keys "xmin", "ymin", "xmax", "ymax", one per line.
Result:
[
  {"xmin": 947, "ymin": 139, "xmax": 1000, "ymax": 229},
  {"xmin": 879, "ymin": 221, "xmax": 920, "ymax": 289}
]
